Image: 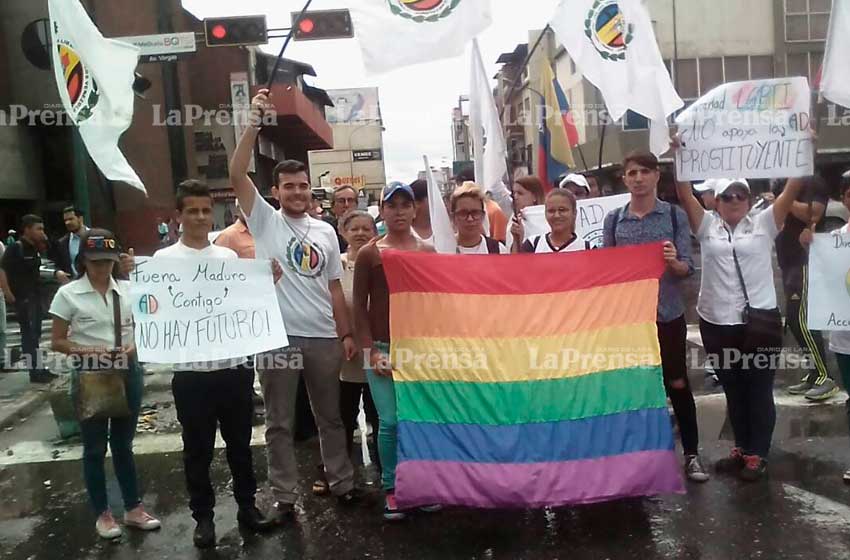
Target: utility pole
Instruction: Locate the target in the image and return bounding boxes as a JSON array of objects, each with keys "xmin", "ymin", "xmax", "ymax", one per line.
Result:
[{"xmin": 157, "ymin": 0, "xmax": 188, "ymax": 185}]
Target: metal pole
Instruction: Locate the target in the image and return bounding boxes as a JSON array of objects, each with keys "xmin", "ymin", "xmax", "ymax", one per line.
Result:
[
  {"xmin": 598, "ymin": 122, "xmax": 608, "ymax": 170},
  {"xmin": 672, "ymin": 0, "xmax": 679, "ymax": 92},
  {"xmin": 158, "ymin": 0, "xmax": 188, "ymax": 183},
  {"xmin": 266, "ymin": 0, "xmax": 314, "ymax": 89}
]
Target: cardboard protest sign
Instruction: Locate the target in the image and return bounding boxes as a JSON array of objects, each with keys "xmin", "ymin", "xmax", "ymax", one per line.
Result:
[
  {"xmin": 807, "ymin": 232, "xmax": 850, "ymax": 331},
  {"xmin": 129, "ymin": 257, "xmax": 288, "ymax": 363},
  {"xmin": 521, "ymin": 193, "xmax": 631, "ymax": 249},
  {"xmin": 675, "ymin": 77, "xmax": 814, "ymax": 181}
]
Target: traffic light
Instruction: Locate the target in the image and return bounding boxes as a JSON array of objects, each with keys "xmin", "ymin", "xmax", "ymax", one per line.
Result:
[
  {"xmin": 291, "ymin": 9, "xmax": 353, "ymax": 41},
  {"xmin": 204, "ymin": 15, "xmax": 268, "ymax": 48}
]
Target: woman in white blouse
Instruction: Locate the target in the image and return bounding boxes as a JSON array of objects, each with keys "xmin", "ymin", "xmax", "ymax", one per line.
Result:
[
  {"xmin": 676, "ymin": 175, "xmax": 804, "ymax": 482},
  {"xmin": 49, "ymin": 229, "xmax": 160, "ymax": 539}
]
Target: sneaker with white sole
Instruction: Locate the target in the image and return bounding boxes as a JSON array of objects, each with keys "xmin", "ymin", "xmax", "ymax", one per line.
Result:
[
  {"xmin": 804, "ymin": 379, "xmax": 840, "ymax": 401},
  {"xmin": 685, "ymin": 454, "xmax": 710, "ymax": 482},
  {"xmin": 383, "ymin": 492, "xmax": 406, "ymax": 521},
  {"xmin": 124, "ymin": 505, "xmax": 161, "ymax": 531},
  {"xmin": 787, "ymin": 380, "xmax": 814, "ymax": 395},
  {"xmin": 96, "ymin": 511, "xmax": 122, "ymax": 540}
]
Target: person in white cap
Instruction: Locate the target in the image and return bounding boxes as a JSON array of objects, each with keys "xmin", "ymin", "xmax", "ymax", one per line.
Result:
[
  {"xmin": 676, "ymin": 168, "xmax": 808, "ymax": 482},
  {"xmin": 559, "ymin": 173, "xmax": 592, "ymax": 201},
  {"xmin": 694, "ymin": 180, "xmax": 718, "ymax": 211}
]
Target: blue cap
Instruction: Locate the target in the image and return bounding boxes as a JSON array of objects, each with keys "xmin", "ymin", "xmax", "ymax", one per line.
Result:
[{"xmin": 382, "ymin": 181, "xmax": 415, "ymax": 203}]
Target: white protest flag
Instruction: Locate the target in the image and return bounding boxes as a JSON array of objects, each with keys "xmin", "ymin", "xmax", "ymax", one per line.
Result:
[
  {"xmin": 424, "ymin": 156, "xmax": 457, "ymax": 254},
  {"xmin": 821, "ymin": 0, "xmax": 850, "ymax": 108},
  {"xmin": 807, "ymin": 232, "xmax": 850, "ymax": 331},
  {"xmin": 349, "ymin": 0, "xmax": 492, "ymax": 74},
  {"xmin": 469, "ymin": 38, "xmax": 513, "ymax": 217},
  {"xmin": 550, "ymin": 0, "xmax": 683, "ymax": 156},
  {"xmin": 48, "ymin": 0, "xmax": 145, "ymax": 192},
  {"xmin": 674, "ymin": 78, "xmax": 814, "ymax": 181}
]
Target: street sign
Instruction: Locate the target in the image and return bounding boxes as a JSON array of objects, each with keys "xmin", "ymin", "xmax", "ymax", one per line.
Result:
[
  {"xmin": 352, "ymin": 149, "xmax": 382, "ymax": 162},
  {"xmin": 115, "ymin": 32, "xmax": 197, "ymax": 63}
]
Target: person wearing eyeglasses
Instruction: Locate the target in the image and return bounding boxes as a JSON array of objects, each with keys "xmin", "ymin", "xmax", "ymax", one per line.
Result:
[
  {"xmin": 451, "ymin": 183, "xmax": 509, "ymax": 255},
  {"xmin": 675, "ymin": 172, "xmax": 805, "ymax": 482},
  {"xmin": 327, "ymin": 185, "xmax": 359, "ymax": 252}
]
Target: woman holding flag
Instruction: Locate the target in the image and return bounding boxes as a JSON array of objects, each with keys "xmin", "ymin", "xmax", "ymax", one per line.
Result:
[
  {"xmin": 353, "ymin": 182, "xmax": 438, "ymax": 520},
  {"xmin": 519, "ymin": 189, "xmax": 584, "ymax": 254},
  {"xmin": 452, "ymin": 183, "xmax": 509, "ymax": 254}
]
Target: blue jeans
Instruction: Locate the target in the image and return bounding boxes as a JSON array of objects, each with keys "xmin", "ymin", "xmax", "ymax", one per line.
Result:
[{"xmin": 77, "ymin": 360, "xmax": 144, "ymax": 515}]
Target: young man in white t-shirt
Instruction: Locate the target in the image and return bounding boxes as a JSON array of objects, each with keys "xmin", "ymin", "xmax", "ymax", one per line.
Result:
[
  {"xmin": 230, "ymin": 90, "xmax": 361, "ymax": 523},
  {"xmin": 153, "ymin": 181, "xmax": 280, "ymax": 547}
]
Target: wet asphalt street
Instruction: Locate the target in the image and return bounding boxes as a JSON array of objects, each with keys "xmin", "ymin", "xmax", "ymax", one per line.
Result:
[{"xmin": 3, "ymin": 247, "xmax": 850, "ymax": 559}]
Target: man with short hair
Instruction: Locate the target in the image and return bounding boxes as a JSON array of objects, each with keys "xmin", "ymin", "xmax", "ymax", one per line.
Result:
[
  {"xmin": 410, "ymin": 179, "xmax": 433, "ymax": 243},
  {"xmin": 230, "ymin": 89, "xmax": 362, "ymax": 524},
  {"xmin": 52, "ymin": 206, "xmax": 88, "ymax": 284},
  {"xmin": 0, "ymin": 215, "xmax": 55, "ymax": 383},
  {"xmin": 153, "ymin": 180, "xmax": 278, "ymax": 547},
  {"xmin": 602, "ymin": 150, "xmax": 708, "ymax": 483}
]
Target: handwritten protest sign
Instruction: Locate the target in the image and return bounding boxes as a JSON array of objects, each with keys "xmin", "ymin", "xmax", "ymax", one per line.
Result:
[
  {"xmin": 129, "ymin": 257, "xmax": 287, "ymax": 363},
  {"xmin": 807, "ymin": 232, "xmax": 850, "ymax": 331},
  {"xmin": 521, "ymin": 193, "xmax": 631, "ymax": 249},
  {"xmin": 675, "ymin": 77, "xmax": 814, "ymax": 181}
]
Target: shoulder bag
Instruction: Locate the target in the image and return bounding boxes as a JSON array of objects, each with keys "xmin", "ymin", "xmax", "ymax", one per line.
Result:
[{"xmin": 730, "ymin": 241, "xmax": 783, "ymax": 354}]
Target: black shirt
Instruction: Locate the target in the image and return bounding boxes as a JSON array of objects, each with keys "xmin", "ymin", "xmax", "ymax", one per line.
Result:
[
  {"xmin": 1, "ymin": 239, "xmax": 42, "ymax": 300},
  {"xmin": 775, "ymin": 183, "xmax": 830, "ymax": 271},
  {"xmin": 324, "ymin": 215, "xmax": 348, "ymax": 253}
]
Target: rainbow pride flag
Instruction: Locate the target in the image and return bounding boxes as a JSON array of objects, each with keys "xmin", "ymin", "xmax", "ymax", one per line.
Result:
[{"xmin": 381, "ymin": 244, "xmax": 684, "ymax": 509}]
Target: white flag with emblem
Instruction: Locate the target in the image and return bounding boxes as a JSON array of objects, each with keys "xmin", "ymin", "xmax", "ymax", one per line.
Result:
[
  {"xmin": 822, "ymin": 0, "xmax": 850, "ymax": 108},
  {"xmin": 549, "ymin": 0, "xmax": 683, "ymax": 156},
  {"xmin": 48, "ymin": 0, "xmax": 145, "ymax": 192},
  {"xmin": 350, "ymin": 0, "xmax": 492, "ymax": 74},
  {"xmin": 469, "ymin": 38, "xmax": 513, "ymax": 217}
]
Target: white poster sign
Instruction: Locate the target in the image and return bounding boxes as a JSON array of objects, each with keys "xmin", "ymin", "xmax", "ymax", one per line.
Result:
[
  {"xmin": 675, "ymin": 78, "xmax": 814, "ymax": 181},
  {"xmin": 808, "ymin": 232, "xmax": 850, "ymax": 330},
  {"xmin": 521, "ymin": 193, "xmax": 631, "ymax": 249},
  {"xmin": 129, "ymin": 257, "xmax": 287, "ymax": 363}
]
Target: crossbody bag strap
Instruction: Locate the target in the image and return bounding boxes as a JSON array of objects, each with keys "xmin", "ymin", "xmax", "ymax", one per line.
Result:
[
  {"xmin": 727, "ymin": 229, "xmax": 751, "ymax": 307},
  {"xmin": 112, "ymin": 290, "xmax": 122, "ymax": 349}
]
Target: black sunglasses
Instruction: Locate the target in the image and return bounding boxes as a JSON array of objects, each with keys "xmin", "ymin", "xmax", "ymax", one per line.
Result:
[{"xmin": 718, "ymin": 192, "xmax": 749, "ymax": 203}]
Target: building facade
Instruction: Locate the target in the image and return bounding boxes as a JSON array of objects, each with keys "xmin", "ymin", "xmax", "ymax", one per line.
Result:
[{"xmin": 308, "ymin": 87, "xmax": 387, "ymax": 204}]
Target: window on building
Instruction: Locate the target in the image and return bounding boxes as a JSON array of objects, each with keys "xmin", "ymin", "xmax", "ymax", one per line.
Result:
[
  {"xmin": 699, "ymin": 58, "xmax": 723, "ymax": 94},
  {"xmin": 622, "ymin": 110, "xmax": 649, "ymax": 131},
  {"xmin": 811, "ymin": 51, "xmax": 824, "ymax": 84},
  {"xmin": 676, "ymin": 59, "xmax": 699, "ymax": 99},
  {"xmin": 785, "ymin": 0, "xmax": 831, "ymax": 42},
  {"xmin": 786, "ymin": 52, "xmax": 809, "ymax": 78},
  {"xmin": 750, "ymin": 56, "xmax": 775, "ymax": 79},
  {"xmin": 724, "ymin": 56, "xmax": 750, "ymax": 82}
]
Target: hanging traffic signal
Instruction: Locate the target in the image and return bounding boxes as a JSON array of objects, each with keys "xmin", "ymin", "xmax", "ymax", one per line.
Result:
[
  {"xmin": 204, "ymin": 15, "xmax": 268, "ymax": 48},
  {"xmin": 291, "ymin": 9, "xmax": 353, "ymax": 41}
]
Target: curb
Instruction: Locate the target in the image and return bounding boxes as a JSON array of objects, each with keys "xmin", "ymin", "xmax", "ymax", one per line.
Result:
[{"xmin": 0, "ymin": 389, "xmax": 52, "ymax": 431}]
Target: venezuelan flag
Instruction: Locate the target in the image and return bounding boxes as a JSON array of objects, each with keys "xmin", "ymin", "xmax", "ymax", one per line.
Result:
[
  {"xmin": 382, "ymin": 244, "xmax": 684, "ymax": 509},
  {"xmin": 538, "ymin": 60, "xmax": 578, "ymax": 190}
]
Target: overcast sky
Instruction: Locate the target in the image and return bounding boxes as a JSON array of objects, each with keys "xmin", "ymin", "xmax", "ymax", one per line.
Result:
[{"xmin": 182, "ymin": 0, "xmax": 557, "ymax": 182}]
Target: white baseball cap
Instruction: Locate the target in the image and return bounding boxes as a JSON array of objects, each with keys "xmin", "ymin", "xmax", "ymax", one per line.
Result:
[
  {"xmin": 694, "ymin": 180, "xmax": 717, "ymax": 193},
  {"xmin": 559, "ymin": 173, "xmax": 590, "ymax": 193},
  {"xmin": 714, "ymin": 178, "xmax": 750, "ymax": 196}
]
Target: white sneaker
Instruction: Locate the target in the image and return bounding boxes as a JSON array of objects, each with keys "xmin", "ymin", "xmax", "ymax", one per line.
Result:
[
  {"xmin": 124, "ymin": 505, "xmax": 162, "ymax": 531},
  {"xmin": 96, "ymin": 511, "xmax": 122, "ymax": 539}
]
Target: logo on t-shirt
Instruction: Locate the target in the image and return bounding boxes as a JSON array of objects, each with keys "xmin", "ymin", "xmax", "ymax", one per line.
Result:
[{"xmin": 286, "ymin": 238, "xmax": 327, "ymax": 278}]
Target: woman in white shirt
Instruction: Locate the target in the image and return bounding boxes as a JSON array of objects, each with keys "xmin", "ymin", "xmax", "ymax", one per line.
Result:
[
  {"xmin": 509, "ymin": 176, "xmax": 546, "ymax": 251},
  {"xmin": 519, "ymin": 189, "xmax": 584, "ymax": 254},
  {"xmin": 451, "ymin": 183, "xmax": 508, "ymax": 255},
  {"xmin": 49, "ymin": 229, "xmax": 160, "ymax": 540},
  {"xmin": 676, "ymin": 175, "xmax": 804, "ymax": 482}
]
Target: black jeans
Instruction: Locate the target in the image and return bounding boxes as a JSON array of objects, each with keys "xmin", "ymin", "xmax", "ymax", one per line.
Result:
[
  {"xmin": 172, "ymin": 366, "xmax": 257, "ymax": 521},
  {"xmin": 785, "ymin": 265, "xmax": 832, "ymax": 385},
  {"xmin": 339, "ymin": 380, "xmax": 381, "ymax": 471},
  {"xmin": 700, "ymin": 319, "xmax": 777, "ymax": 457},
  {"xmin": 657, "ymin": 315, "xmax": 700, "ymax": 455},
  {"xmin": 15, "ymin": 298, "xmax": 42, "ymax": 373}
]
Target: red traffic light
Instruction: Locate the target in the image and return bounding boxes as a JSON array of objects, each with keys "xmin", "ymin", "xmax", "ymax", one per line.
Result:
[
  {"xmin": 204, "ymin": 15, "xmax": 268, "ymax": 47},
  {"xmin": 292, "ymin": 9, "xmax": 353, "ymax": 41},
  {"xmin": 298, "ymin": 18, "xmax": 315, "ymax": 34},
  {"xmin": 211, "ymin": 24, "xmax": 227, "ymax": 40}
]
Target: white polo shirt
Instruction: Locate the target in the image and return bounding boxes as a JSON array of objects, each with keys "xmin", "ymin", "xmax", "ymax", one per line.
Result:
[
  {"xmin": 696, "ymin": 207, "xmax": 781, "ymax": 326},
  {"xmin": 154, "ymin": 240, "xmax": 248, "ymax": 371},
  {"xmin": 49, "ymin": 274, "xmax": 134, "ymax": 348},
  {"xmin": 246, "ymin": 196, "xmax": 342, "ymax": 339}
]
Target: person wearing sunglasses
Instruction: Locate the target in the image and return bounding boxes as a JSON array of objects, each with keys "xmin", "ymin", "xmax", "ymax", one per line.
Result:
[
  {"xmin": 675, "ymin": 173, "xmax": 806, "ymax": 481},
  {"xmin": 451, "ymin": 183, "xmax": 509, "ymax": 255}
]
